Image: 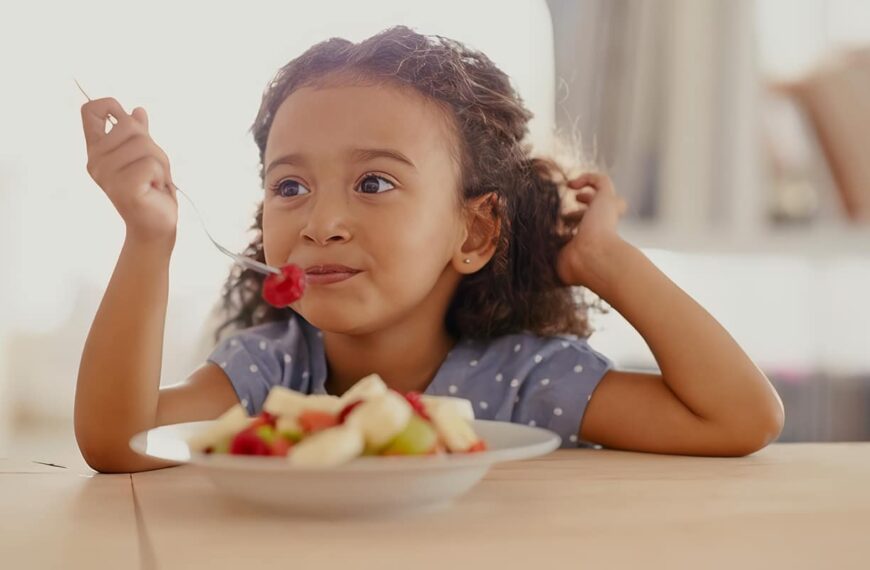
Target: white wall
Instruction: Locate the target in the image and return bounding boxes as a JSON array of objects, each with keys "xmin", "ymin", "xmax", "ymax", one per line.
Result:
[{"xmin": 586, "ymin": 250, "xmax": 870, "ymax": 377}]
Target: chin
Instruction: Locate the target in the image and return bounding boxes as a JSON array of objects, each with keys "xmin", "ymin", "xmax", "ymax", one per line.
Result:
[{"xmin": 295, "ymin": 301, "xmax": 375, "ymax": 335}]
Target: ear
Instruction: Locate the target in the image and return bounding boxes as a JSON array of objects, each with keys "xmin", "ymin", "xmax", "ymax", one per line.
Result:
[{"xmin": 452, "ymin": 192, "xmax": 502, "ymax": 274}]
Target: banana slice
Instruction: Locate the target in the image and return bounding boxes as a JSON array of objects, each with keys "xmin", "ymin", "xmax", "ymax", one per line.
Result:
[
  {"xmin": 304, "ymin": 394, "xmax": 343, "ymax": 415},
  {"xmin": 288, "ymin": 425, "xmax": 364, "ymax": 467},
  {"xmin": 420, "ymin": 395, "xmax": 475, "ymax": 422},
  {"xmin": 428, "ymin": 404, "xmax": 480, "ymax": 452},
  {"xmin": 338, "ymin": 373, "xmax": 388, "ymax": 405},
  {"xmin": 345, "ymin": 391, "xmax": 412, "ymax": 449},
  {"xmin": 187, "ymin": 404, "xmax": 251, "ymax": 452},
  {"xmin": 262, "ymin": 386, "xmax": 308, "ymax": 417},
  {"xmin": 262, "ymin": 386, "xmax": 342, "ymax": 417}
]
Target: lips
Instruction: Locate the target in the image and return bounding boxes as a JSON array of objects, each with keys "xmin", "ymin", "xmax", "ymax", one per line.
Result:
[
  {"xmin": 302, "ymin": 264, "xmax": 362, "ymax": 286},
  {"xmin": 304, "ymin": 264, "xmax": 361, "ymax": 275}
]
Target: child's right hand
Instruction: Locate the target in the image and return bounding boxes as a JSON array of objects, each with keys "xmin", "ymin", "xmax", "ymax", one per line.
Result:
[{"xmin": 81, "ymin": 98, "xmax": 178, "ymax": 246}]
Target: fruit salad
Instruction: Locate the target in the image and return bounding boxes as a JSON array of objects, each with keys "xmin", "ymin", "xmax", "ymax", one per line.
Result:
[
  {"xmin": 187, "ymin": 374, "xmax": 488, "ymax": 467},
  {"xmin": 262, "ymin": 264, "xmax": 306, "ymax": 307}
]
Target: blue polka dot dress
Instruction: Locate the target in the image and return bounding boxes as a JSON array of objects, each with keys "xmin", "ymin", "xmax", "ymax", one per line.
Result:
[{"xmin": 207, "ymin": 314, "xmax": 613, "ymax": 448}]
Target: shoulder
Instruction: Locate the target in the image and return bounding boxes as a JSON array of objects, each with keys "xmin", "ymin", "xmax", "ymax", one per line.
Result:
[
  {"xmin": 468, "ymin": 331, "xmax": 613, "ymax": 377},
  {"xmin": 443, "ymin": 332, "xmax": 614, "ymax": 447},
  {"xmin": 205, "ymin": 314, "xmax": 323, "ymax": 414}
]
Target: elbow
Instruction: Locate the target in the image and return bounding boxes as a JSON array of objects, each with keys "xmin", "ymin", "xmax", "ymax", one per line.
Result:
[
  {"xmin": 77, "ymin": 438, "xmax": 131, "ymax": 474},
  {"xmin": 79, "ymin": 448, "xmax": 120, "ymax": 474},
  {"xmin": 75, "ymin": 422, "xmax": 137, "ymax": 474},
  {"xmin": 720, "ymin": 401, "xmax": 785, "ymax": 457},
  {"xmin": 76, "ymin": 428, "xmax": 178, "ymax": 474},
  {"xmin": 79, "ymin": 443, "xmax": 157, "ymax": 474}
]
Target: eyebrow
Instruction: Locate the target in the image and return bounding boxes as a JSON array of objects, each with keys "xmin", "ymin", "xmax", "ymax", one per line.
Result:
[{"xmin": 265, "ymin": 148, "xmax": 416, "ymax": 175}]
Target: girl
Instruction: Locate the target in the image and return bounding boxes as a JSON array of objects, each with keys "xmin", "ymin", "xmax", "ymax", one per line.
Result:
[{"xmin": 75, "ymin": 26, "xmax": 783, "ymax": 473}]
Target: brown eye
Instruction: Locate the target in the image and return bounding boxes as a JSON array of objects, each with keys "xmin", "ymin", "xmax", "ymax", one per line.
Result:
[
  {"xmin": 271, "ymin": 179, "xmax": 310, "ymax": 198},
  {"xmin": 356, "ymin": 174, "xmax": 395, "ymax": 194}
]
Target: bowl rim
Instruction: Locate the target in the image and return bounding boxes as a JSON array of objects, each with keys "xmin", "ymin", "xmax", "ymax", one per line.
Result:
[{"xmin": 129, "ymin": 419, "xmax": 562, "ymax": 473}]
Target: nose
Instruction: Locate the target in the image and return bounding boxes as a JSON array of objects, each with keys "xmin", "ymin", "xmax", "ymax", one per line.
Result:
[{"xmin": 300, "ymin": 188, "xmax": 352, "ymax": 246}]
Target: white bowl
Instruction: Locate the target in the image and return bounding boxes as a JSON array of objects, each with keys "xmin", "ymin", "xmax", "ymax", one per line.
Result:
[{"xmin": 130, "ymin": 419, "xmax": 560, "ymax": 517}]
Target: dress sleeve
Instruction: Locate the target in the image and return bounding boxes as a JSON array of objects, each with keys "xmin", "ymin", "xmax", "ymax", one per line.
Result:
[
  {"xmin": 205, "ymin": 326, "xmax": 289, "ymax": 415},
  {"xmin": 510, "ymin": 338, "xmax": 614, "ymax": 448}
]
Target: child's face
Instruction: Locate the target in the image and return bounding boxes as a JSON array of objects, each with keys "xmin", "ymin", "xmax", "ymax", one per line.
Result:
[{"xmin": 262, "ymin": 81, "xmax": 468, "ymax": 334}]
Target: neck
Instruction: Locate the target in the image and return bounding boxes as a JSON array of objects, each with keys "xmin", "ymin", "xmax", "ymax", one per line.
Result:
[
  {"xmin": 323, "ymin": 320, "xmax": 456, "ymax": 397},
  {"xmin": 321, "ymin": 268, "xmax": 461, "ymax": 397}
]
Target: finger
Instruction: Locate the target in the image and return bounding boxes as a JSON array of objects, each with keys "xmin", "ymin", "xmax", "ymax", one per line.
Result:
[
  {"xmin": 89, "ymin": 119, "xmax": 145, "ymax": 158},
  {"xmin": 566, "ymin": 172, "xmax": 614, "ymax": 193},
  {"xmin": 95, "ymin": 136, "xmax": 171, "ymax": 185},
  {"xmin": 88, "ymin": 137, "xmax": 150, "ymax": 183},
  {"xmin": 116, "ymin": 155, "xmax": 168, "ymax": 191},
  {"xmin": 131, "ymin": 107, "xmax": 149, "ymax": 132},
  {"xmin": 81, "ymin": 97, "xmax": 129, "ymax": 147},
  {"xmin": 573, "ymin": 186, "xmax": 597, "ymax": 204},
  {"xmin": 561, "ymin": 205, "xmax": 588, "ymax": 224}
]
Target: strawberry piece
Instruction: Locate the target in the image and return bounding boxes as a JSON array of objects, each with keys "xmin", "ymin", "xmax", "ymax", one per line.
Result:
[
  {"xmin": 249, "ymin": 411, "xmax": 277, "ymax": 429},
  {"xmin": 337, "ymin": 400, "xmax": 363, "ymax": 424},
  {"xmin": 298, "ymin": 410, "xmax": 340, "ymax": 433},
  {"xmin": 404, "ymin": 391, "xmax": 431, "ymax": 421},
  {"xmin": 269, "ymin": 437, "xmax": 293, "ymax": 457},
  {"xmin": 467, "ymin": 440, "xmax": 488, "ymax": 453},
  {"xmin": 262, "ymin": 264, "xmax": 306, "ymax": 307},
  {"xmin": 229, "ymin": 427, "xmax": 272, "ymax": 456},
  {"xmin": 262, "ymin": 411, "xmax": 278, "ymax": 424}
]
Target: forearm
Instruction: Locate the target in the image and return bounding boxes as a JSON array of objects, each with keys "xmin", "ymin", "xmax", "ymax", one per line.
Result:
[
  {"xmin": 74, "ymin": 235, "xmax": 176, "ymax": 472},
  {"xmin": 583, "ymin": 239, "xmax": 784, "ymax": 430}
]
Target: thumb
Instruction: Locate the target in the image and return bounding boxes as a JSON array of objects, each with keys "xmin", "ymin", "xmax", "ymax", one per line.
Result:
[{"xmin": 131, "ymin": 107, "xmax": 149, "ymax": 132}]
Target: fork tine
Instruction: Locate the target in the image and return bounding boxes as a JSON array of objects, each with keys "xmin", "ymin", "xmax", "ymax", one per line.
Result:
[
  {"xmin": 73, "ymin": 78, "xmax": 117, "ymax": 124},
  {"xmin": 73, "ymin": 78, "xmax": 92, "ymax": 101}
]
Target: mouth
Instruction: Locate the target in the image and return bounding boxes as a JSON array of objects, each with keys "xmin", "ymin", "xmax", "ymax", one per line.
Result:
[{"xmin": 303, "ymin": 264, "xmax": 362, "ymax": 286}]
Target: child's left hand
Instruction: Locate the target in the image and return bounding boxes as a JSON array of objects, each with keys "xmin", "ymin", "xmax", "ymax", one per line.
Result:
[{"xmin": 555, "ymin": 172, "xmax": 628, "ymax": 289}]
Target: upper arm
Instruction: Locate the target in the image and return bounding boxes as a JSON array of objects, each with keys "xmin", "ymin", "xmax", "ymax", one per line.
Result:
[
  {"xmin": 578, "ymin": 370, "xmax": 772, "ymax": 457},
  {"xmin": 155, "ymin": 362, "xmax": 240, "ymax": 427}
]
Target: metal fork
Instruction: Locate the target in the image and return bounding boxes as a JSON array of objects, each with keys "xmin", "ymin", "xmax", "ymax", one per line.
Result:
[{"xmin": 75, "ymin": 79, "xmax": 281, "ymax": 277}]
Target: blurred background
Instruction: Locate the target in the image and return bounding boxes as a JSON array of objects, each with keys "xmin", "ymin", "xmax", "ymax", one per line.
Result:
[{"xmin": 1, "ymin": 0, "xmax": 868, "ymax": 465}]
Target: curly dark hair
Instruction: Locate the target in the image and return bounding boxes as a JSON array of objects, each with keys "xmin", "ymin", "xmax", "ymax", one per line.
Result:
[{"xmin": 214, "ymin": 25, "xmax": 605, "ymax": 344}]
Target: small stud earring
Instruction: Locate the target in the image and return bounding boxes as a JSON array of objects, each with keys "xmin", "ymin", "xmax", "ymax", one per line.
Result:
[{"xmin": 463, "ymin": 258, "xmax": 471, "ymax": 264}]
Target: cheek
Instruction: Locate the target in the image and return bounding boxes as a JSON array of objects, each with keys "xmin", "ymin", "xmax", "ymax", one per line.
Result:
[
  {"xmin": 372, "ymin": 205, "xmax": 457, "ymax": 277},
  {"xmin": 261, "ymin": 206, "xmax": 296, "ymax": 266}
]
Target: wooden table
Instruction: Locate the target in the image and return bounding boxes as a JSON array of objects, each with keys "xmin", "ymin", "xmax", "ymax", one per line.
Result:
[{"xmin": 2, "ymin": 444, "xmax": 868, "ymax": 569}]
